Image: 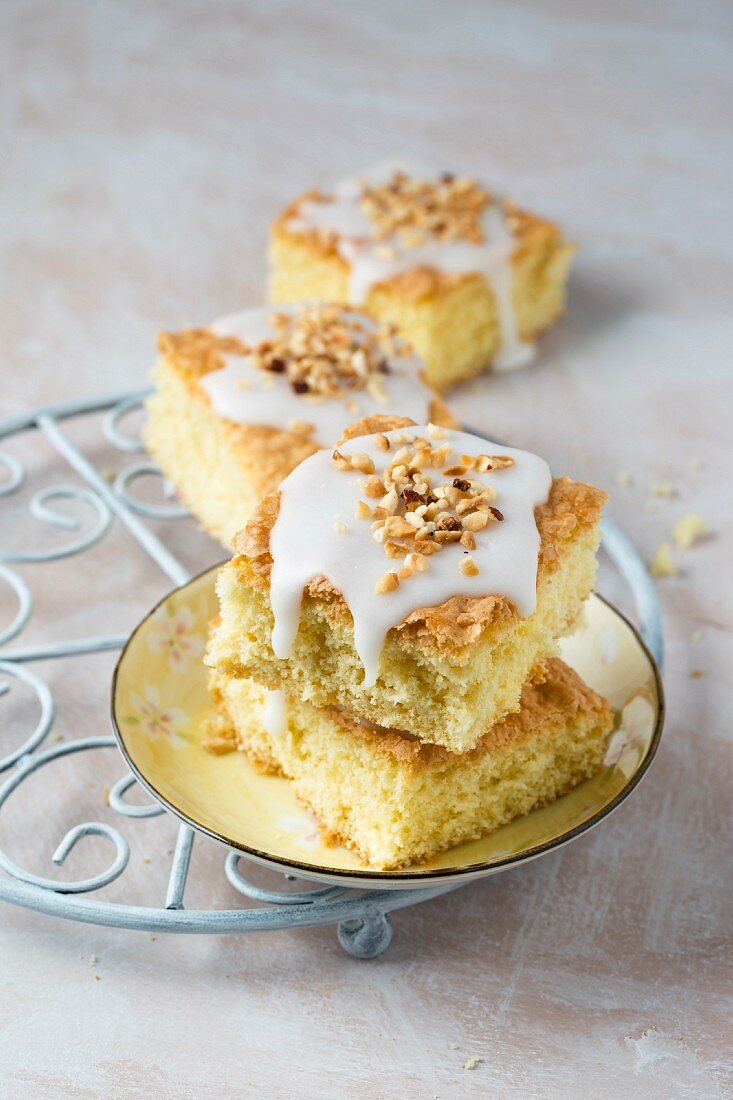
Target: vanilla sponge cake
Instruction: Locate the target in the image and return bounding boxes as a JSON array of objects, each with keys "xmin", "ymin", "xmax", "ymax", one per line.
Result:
[
  {"xmin": 206, "ymin": 417, "xmax": 606, "ymax": 754},
  {"xmin": 269, "ymin": 162, "xmax": 574, "ymax": 389},
  {"xmin": 211, "ymin": 658, "xmax": 613, "ymax": 870},
  {"xmin": 144, "ymin": 304, "xmax": 456, "ymax": 547}
]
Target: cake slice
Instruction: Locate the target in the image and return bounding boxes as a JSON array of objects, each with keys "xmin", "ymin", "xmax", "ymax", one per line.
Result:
[
  {"xmin": 206, "ymin": 417, "xmax": 606, "ymax": 754},
  {"xmin": 270, "ymin": 162, "xmax": 574, "ymax": 389},
  {"xmin": 210, "ymin": 658, "xmax": 613, "ymax": 870},
  {"xmin": 144, "ymin": 303, "xmax": 456, "ymax": 546}
]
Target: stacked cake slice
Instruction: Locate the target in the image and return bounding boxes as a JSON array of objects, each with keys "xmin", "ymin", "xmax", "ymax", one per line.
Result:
[{"xmin": 206, "ymin": 417, "xmax": 613, "ymax": 869}]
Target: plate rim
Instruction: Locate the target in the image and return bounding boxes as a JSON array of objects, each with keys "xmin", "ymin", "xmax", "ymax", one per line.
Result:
[{"xmin": 110, "ymin": 563, "xmax": 666, "ymax": 889}]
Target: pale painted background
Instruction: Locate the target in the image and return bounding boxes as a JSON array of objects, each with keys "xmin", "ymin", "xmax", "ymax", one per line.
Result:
[{"xmin": 1, "ymin": 2, "xmax": 731, "ymax": 1097}]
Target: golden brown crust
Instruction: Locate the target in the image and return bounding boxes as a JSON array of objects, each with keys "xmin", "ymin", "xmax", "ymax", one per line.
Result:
[
  {"xmin": 272, "ymin": 193, "xmax": 566, "ymax": 304},
  {"xmin": 322, "ymin": 658, "xmax": 611, "ymax": 772},
  {"xmin": 230, "ymin": 473, "xmax": 606, "ymax": 645},
  {"xmin": 234, "ymin": 490, "xmax": 281, "ymax": 564}
]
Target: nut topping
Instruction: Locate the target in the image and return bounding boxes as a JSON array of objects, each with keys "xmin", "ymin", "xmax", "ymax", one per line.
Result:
[
  {"xmin": 374, "ymin": 571, "xmax": 400, "ymax": 595},
  {"xmin": 358, "ymin": 170, "xmax": 493, "ymax": 248},
  {"xmin": 161, "ymin": 305, "xmax": 410, "ymax": 405},
  {"xmin": 333, "ymin": 435, "xmax": 516, "ymax": 586}
]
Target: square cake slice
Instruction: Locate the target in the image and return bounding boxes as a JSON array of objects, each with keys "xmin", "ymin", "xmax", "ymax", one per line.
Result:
[
  {"xmin": 144, "ymin": 304, "xmax": 456, "ymax": 546},
  {"xmin": 269, "ymin": 162, "xmax": 574, "ymax": 389},
  {"xmin": 206, "ymin": 418, "xmax": 606, "ymax": 754},
  {"xmin": 210, "ymin": 659, "xmax": 613, "ymax": 870}
]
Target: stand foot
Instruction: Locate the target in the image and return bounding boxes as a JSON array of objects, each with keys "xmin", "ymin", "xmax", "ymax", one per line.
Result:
[{"xmin": 337, "ymin": 908, "xmax": 392, "ymax": 958}]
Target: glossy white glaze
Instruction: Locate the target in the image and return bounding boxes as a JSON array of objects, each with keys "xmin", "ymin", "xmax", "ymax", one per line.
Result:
[
  {"xmin": 262, "ymin": 688, "xmax": 288, "ymax": 738},
  {"xmin": 268, "ymin": 425, "xmax": 552, "ymax": 686},
  {"xmin": 198, "ymin": 305, "xmax": 436, "ymax": 443}
]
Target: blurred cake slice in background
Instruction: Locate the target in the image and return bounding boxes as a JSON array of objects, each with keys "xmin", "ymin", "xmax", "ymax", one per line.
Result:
[{"xmin": 270, "ymin": 161, "xmax": 575, "ymax": 389}]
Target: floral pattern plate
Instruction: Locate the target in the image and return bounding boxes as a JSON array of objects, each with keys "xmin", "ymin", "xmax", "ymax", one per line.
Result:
[{"xmin": 111, "ymin": 566, "xmax": 664, "ymax": 889}]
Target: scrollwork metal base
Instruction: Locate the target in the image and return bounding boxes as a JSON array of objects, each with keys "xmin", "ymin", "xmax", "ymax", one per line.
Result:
[{"xmin": 0, "ymin": 392, "xmax": 663, "ymax": 957}]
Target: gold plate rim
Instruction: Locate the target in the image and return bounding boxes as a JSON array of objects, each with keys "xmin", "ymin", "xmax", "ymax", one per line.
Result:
[{"xmin": 110, "ymin": 564, "xmax": 665, "ymax": 889}]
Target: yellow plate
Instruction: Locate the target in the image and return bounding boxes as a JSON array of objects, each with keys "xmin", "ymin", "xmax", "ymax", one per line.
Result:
[{"xmin": 111, "ymin": 566, "xmax": 664, "ymax": 889}]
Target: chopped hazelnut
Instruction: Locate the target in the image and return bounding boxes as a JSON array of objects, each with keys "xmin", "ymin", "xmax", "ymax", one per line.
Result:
[
  {"xmin": 462, "ymin": 509, "xmax": 490, "ymax": 532},
  {"xmin": 437, "ymin": 515, "xmax": 461, "ymax": 532},
  {"xmin": 459, "ymin": 557, "xmax": 479, "ymax": 577},
  {"xmin": 351, "ymin": 453, "xmax": 375, "ymax": 475},
  {"xmin": 384, "ymin": 516, "xmax": 415, "ymax": 539},
  {"xmin": 332, "ymin": 449, "xmax": 351, "ymax": 471},
  {"xmin": 363, "ymin": 476, "xmax": 386, "ymax": 498}
]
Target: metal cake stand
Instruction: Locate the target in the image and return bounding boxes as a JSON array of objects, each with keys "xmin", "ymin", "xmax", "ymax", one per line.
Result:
[{"xmin": 0, "ymin": 392, "xmax": 663, "ymax": 957}]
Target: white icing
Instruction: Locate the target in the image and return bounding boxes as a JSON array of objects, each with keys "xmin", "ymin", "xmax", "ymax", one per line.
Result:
[
  {"xmin": 287, "ymin": 162, "xmax": 534, "ymax": 371},
  {"xmin": 198, "ymin": 305, "xmax": 435, "ymax": 443},
  {"xmin": 262, "ymin": 688, "xmax": 287, "ymax": 737},
  {"xmin": 268, "ymin": 426, "xmax": 552, "ymax": 688}
]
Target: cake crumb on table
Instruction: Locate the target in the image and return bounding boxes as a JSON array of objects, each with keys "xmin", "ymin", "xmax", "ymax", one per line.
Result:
[
  {"xmin": 650, "ymin": 542, "xmax": 679, "ymax": 577},
  {"xmin": 202, "ymin": 736, "xmax": 237, "ymax": 755},
  {"xmin": 462, "ymin": 1056, "xmax": 482, "ymax": 1070},
  {"xmin": 672, "ymin": 513, "xmax": 707, "ymax": 549}
]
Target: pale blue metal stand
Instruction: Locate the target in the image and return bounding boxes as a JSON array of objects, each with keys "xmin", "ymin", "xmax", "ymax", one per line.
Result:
[{"xmin": 0, "ymin": 393, "xmax": 662, "ymax": 957}]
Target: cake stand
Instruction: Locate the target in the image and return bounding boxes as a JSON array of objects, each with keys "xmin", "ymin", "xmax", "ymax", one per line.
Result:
[{"xmin": 0, "ymin": 392, "xmax": 663, "ymax": 957}]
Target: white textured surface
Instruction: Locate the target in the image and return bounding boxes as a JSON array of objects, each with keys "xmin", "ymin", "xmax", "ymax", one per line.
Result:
[{"xmin": 1, "ymin": 2, "xmax": 731, "ymax": 1098}]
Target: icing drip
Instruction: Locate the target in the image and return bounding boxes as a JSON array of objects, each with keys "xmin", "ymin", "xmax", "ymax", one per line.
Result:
[
  {"xmin": 287, "ymin": 162, "xmax": 535, "ymax": 371},
  {"xmin": 268, "ymin": 425, "xmax": 552, "ymax": 687},
  {"xmin": 262, "ymin": 689, "xmax": 288, "ymax": 738},
  {"xmin": 198, "ymin": 305, "xmax": 435, "ymax": 443}
]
